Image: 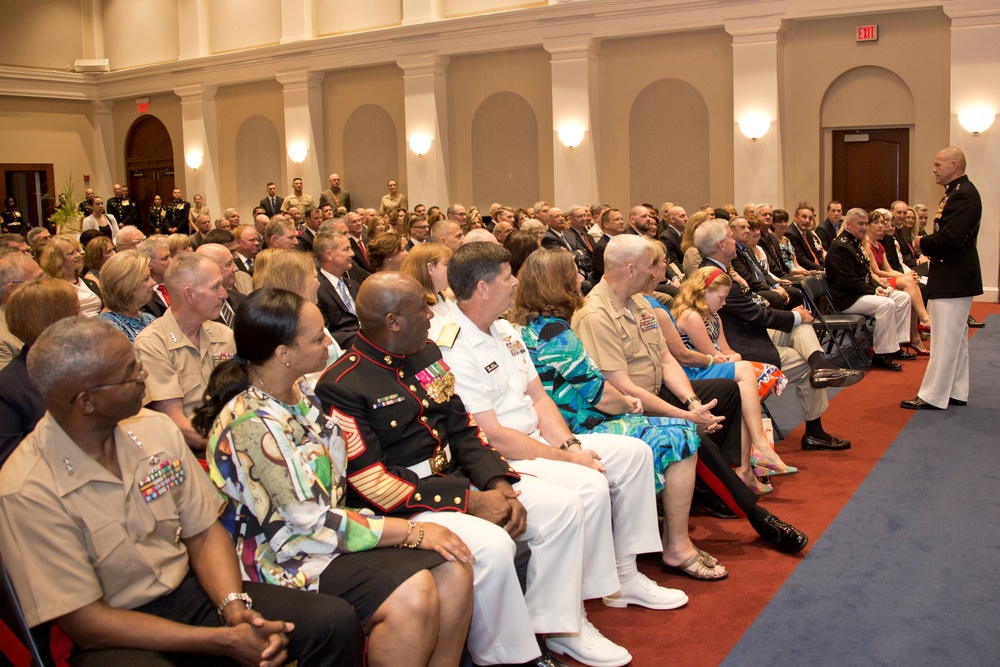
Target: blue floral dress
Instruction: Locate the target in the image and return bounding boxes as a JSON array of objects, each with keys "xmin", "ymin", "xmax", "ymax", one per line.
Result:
[{"xmin": 520, "ymin": 315, "xmax": 699, "ymax": 493}]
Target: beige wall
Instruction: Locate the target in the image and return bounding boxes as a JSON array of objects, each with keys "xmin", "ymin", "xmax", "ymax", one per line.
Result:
[
  {"xmin": 209, "ymin": 0, "xmax": 281, "ymax": 54},
  {"xmin": 112, "ymin": 94, "xmax": 184, "ymax": 190},
  {"xmin": 317, "ymin": 0, "xmax": 401, "ymax": 36},
  {"xmin": 216, "ymin": 80, "xmax": 286, "ymax": 209},
  {"xmin": 782, "ymin": 9, "xmax": 951, "ymax": 212},
  {"xmin": 444, "ymin": 0, "xmax": 545, "ymax": 19},
  {"xmin": 447, "ymin": 48, "xmax": 553, "ymax": 209},
  {"xmin": 0, "ymin": 0, "xmax": 82, "ymax": 69},
  {"xmin": 597, "ymin": 29, "xmax": 735, "ymax": 212},
  {"xmin": 103, "ymin": 0, "xmax": 179, "ymax": 69}
]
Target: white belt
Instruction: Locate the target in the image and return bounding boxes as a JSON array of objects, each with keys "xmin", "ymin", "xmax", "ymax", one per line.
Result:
[{"xmin": 406, "ymin": 444, "xmax": 451, "ymax": 478}]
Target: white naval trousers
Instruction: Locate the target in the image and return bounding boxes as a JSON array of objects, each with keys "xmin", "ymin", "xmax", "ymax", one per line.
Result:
[
  {"xmin": 843, "ymin": 290, "xmax": 911, "ymax": 354},
  {"xmin": 917, "ymin": 296, "xmax": 973, "ymax": 408}
]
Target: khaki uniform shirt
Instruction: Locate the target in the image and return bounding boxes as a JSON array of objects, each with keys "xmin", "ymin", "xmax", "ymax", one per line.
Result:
[
  {"xmin": 0, "ymin": 304, "xmax": 23, "ymax": 370},
  {"xmin": 0, "ymin": 410, "xmax": 222, "ymax": 626},
  {"xmin": 571, "ymin": 280, "xmax": 665, "ymax": 395},
  {"xmin": 134, "ymin": 309, "xmax": 235, "ymax": 417},
  {"xmin": 281, "ymin": 194, "xmax": 314, "ymax": 214}
]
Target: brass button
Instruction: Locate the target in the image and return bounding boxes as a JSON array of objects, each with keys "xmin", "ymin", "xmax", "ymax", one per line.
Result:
[
  {"xmin": 420, "ymin": 416, "xmax": 427, "ymax": 423},
  {"xmin": 384, "ymin": 356, "xmax": 392, "ymax": 364},
  {"xmin": 454, "ymin": 497, "xmax": 462, "ymax": 504},
  {"xmin": 349, "ymin": 356, "xmax": 357, "ymax": 361},
  {"xmin": 398, "ymin": 370, "xmax": 404, "ymax": 377},
  {"xmin": 433, "ymin": 495, "xmax": 441, "ymax": 502},
  {"xmin": 409, "ymin": 385, "xmax": 417, "ymax": 392},
  {"xmin": 414, "ymin": 493, "xmax": 422, "ymax": 501},
  {"xmin": 431, "ymin": 429, "xmax": 438, "ymax": 437},
  {"xmin": 422, "ymin": 399, "xmax": 429, "ymax": 407},
  {"xmin": 390, "ymin": 420, "xmax": 397, "ymax": 427}
]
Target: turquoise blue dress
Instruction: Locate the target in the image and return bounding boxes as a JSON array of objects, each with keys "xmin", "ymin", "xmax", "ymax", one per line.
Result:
[{"xmin": 520, "ymin": 315, "xmax": 699, "ymax": 493}]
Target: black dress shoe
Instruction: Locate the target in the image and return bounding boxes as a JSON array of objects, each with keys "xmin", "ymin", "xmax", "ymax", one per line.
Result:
[
  {"xmin": 968, "ymin": 315, "xmax": 985, "ymax": 328},
  {"xmin": 900, "ymin": 396, "xmax": 942, "ymax": 410},
  {"xmin": 749, "ymin": 512, "xmax": 809, "ymax": 554},
  {"xmin": 809, "ymin": 367, "xmax": 865, "ymax": 389},
  {"xmin": 801, "ymin": 434, "xmax": 852, "ymax": 451},
  {"xmin": 871, "ymin": 354, "xmax": 902, "ymax": 371},
  {"xmin": 893, "ymin": 350, "xmax": 917, "ymax": 360},
  {"xmin": 692, "ymin": 497, "xmax": 738, "ymax": 519},
  {"xmin": 949, "ymin": 398, "xmax": 967, "ymax": 406},
  {"xmin": 531, "ymin": 648, "xmax": 571, "ymax": 667}
]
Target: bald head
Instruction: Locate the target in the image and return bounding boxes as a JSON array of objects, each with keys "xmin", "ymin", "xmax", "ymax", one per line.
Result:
[
  {"xmin": 196, "ymin": 243, "xmax": 238, "ymax": 289},
  {"xmin": 462, "ymin": 228, "xmax": 499, "ymax": 245},
  {"xmin": 356, "ymin": 272, "xmax": 426, "ymax": 340},
  {"xmin": 164, "ymin": 252, "xmax": 216, "ymax": 293}
]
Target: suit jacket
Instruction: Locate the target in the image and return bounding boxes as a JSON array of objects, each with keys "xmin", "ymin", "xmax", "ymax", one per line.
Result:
[
  {"xmin": 297, "ymin": 227, "xmax": 317, "ymax": 254},
  {"xmin": 659, "ymin": 225, "xmax": 684, "ymax": 268},
  {"xmin": 700, "ymin": 258, "xmax": 793, "ymax": 369},
  {"xmin": 567, "ymin": 226, "xmax": 595, "ymax": 277},
  {"xmin": 214, "ymin": 291, "xmax": 248, "ymax": 328},
  {"xmin": 591, "ymin": 234, "xmax": 611, "ymax": 284},
  {"xmin": 785, "ymin": 223, "xmax": 823, "ymax": 271},
  {"xmin": 920, "ymin": 174, "xmax": 983, "ymax": 299},
  {"xmin": 825, "ymin": 230, "xmax": 877, "ymax": 311},
  {"xmin": 0, "ymin": 347, "xmax": 45, "ymax": 468},
  {"xmin": 317, "ymin": 274, "xmax": 361, "ymax": 348},
  {"xmin": 731, "ymin": 243, "xmax": 772, "ymax": 293},
  {"xmin": 893, "ymin": 227, "xmax": 918, "ymax": 271},
  {"xmin": 348, "ymin": 236, "xmax": 372, "ymax": 275},
  {"xmin": 815, "ymin": 218, "xmax": 839, "ymax": 249},
  {"xmin": 259, "ymin": 196, "xmax": 284, "ymax": 218},
  {"xmin": 541, "ymin": 229, "xmax": 574, "ymax": 252},
  {"xmin": 881, "ymin": 234, "xmax": 905, "ymax": 272},
  {"xmin": 757, "ymin": 232, "xmax": 787, "ymax": 278},
  {"xmin": 234, "ymin": 254, "xmax": 254, "ymax": 276},
  {"xmin": 141, "ymin": 288, "xmax": 169, "ymax": 318},
  {"xmin": 319, "ymin": 188, "xmax": 351, "ymax": 212}
]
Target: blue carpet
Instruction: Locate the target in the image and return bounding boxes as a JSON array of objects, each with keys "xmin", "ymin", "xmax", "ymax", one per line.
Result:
[{"xmin": 724, "ymin": 315, "xmax": 1000, "ymax": 666}]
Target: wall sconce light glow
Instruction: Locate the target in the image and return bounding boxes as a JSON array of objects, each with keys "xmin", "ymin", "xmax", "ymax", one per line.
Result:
[
  {"xmin": 408, "ymin": 134, "xmax": 432, "ymax": 156},
  {"xmin": 287, "ymin": 143, "xmax": 308, "ymax": 164},
  {"xmin": 739, "ymin": 114, "xmax": 771, "ymax": 141},
  {"xmin": 185, "ymin": 151, "xmax": 203, "ymax": 171},
  {"xmin": 958, "ymin": 107, "xmax": 996, "ymax": 135},
  {"xmin": 557, "ymin": 123, "xmax": 586, "ymax": 149}
]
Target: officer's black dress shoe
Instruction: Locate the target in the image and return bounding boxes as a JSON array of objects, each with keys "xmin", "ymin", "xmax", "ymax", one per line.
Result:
[
  {"xmin": 968, "ymin": 315, "xmax": 985, "ymax": 328},
  {"xmin": 692, "ymin": 496, "xmax": 738, "ymax": 519},
  {"xmin": 871, "ymin": 354, "xmax": 902, "ymax": 371},
  {"xmin": 749, "ymin": 513, "xmax": 809, "ymax": 554},
  {"xmin": 893, "ymin": 350, "xmax": 916, "ymax": 360},
  {"xmin": 801, "ymin": 434, "xmax": 851, "ymax": 451},
  {"xmin": 809, "ymin": 367, "xmax": 864, "ymax": 389},
  {"xmin": 949, "ymin": 398, "xmax": 967, "ymax": 406},
  {"xmin": 900, "ymin": 396, "xmax": 942, "ymax": 410}
]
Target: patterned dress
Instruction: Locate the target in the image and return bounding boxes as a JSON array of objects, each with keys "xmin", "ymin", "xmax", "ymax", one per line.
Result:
[
  {"xmin": 520, "ymin": 315, "xmax": 699, "ymax": 493},
  {"xmin": 207, "ymin": 382, "xmax": 384, "ymax": 590},
  {"xmin": 99, "ymin": 311, "xmax": 156, "ymax": 342}
]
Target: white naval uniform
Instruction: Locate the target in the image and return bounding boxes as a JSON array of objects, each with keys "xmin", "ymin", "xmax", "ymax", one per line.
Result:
[
  {"xmin": 842, "ymin": 288, "xmax": 911, "ymax": 354},
  {"xmin": 436, "ymin": 309, "xmax": 662, "ymax": 600}
]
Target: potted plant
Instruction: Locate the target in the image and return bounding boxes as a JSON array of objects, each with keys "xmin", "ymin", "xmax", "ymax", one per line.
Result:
[{"xmin": 46, "ymin": 176, "xmax": 83, "ymax": 234}]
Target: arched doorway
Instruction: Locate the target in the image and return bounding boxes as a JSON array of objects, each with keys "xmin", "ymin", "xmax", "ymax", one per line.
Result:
[{"xmin": 125, "ymin": 116, "xmax": 174, "ymax": 232}]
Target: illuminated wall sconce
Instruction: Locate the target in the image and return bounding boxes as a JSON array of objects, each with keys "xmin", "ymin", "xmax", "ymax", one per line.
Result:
[
  {"xmin": 185, "ymin": 151, "xmax": 203, "ymax": 171},
  {"xmin": 958, "ymin": 107, "xmax": 996, "ymax": 135},
  {"xmin": 408, "ymin": 134, "xmax": 432, "ymax": 156},
  {"xmin": 287, "ymin": 143, "xmax": 308, "ymax": 164},
  {"xmin": 557, "ymin": 123, "xmax": 586, "ymax": 149},
  {"xmin": 738, "ymin": 114, "xmax": 771, "ymax": 141}
]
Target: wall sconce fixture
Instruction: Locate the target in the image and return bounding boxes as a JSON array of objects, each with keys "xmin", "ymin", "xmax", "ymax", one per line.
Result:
[
  {"xmin": 958, "ymin": 107, "xmax": 996, "ymax": 135},
  {"xmin": 408, "ymin": 134, "xmax": 432, "ymax": 156},
  {"xmin": 557, "ymin": 123, "xmax": 585, "ymax": 149},
  {"xmin": 185, "ymin": 151, "xmax": 203, "ymax": 171},
  {"xmin": 739, "ymin": 114, "xmax": 771, "ymax": 141},
  {"xmin": 287, "ymin": 143, "xmax": 308, "ymax": 164}
]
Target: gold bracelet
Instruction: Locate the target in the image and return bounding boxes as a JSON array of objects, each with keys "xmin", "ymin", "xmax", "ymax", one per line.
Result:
[
  {"xmin": 396, "ymin": 519, "xmax": 416, "ymax": 548},
  {"xmin": 410, "ymin": 523, "xmax": 425, "ymax": 549}
]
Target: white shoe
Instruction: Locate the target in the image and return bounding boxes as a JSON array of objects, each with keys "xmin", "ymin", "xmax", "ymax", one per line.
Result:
[
  {"xmin": 601, "ymin": 572, "xmax": 688, "ymax": 610},
  {"xmin": 546, "ymin": 616, "xmax": 632, "ymax": 667}
]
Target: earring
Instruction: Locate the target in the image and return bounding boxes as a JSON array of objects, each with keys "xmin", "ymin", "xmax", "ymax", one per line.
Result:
[{"xmin": 284, "ymin": 361, "xmax": 290, "ymax": 368}]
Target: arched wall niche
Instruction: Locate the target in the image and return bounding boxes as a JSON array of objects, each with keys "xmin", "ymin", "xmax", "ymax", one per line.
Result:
[
  {"xmin": 343, "ymin": 105, "xmax": 399, "ymax": 210},
  {"xmin": 235, "ymin": 115, "xmax": 282, "ymax": 219},
  {"xmin": 471, "ymin": 91, "xmax": 540, "ymax": 211}
]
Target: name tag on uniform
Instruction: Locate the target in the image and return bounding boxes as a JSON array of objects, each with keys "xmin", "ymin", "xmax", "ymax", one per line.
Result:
[
  {"xmin": 485, "ymin": 361, "xmax": 499, "ymax": 373},
  {"xmin": 139, "ymin": 460, "xmax": 186, "ymax": 502},
  {"xmin": 639, "ymin": 313, "xmax": 659, "ymax": 332}
]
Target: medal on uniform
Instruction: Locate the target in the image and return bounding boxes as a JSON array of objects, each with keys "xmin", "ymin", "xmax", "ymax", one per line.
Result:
[
  {"xmin": 504, "ymin": 335, "xmax": 526, "ymax": 357},
  {"xmin": 639, "ymin": 312, "xmax": 658, "ymax": 332},
  {"xmin": 138, "ymin": 459, "xmax": 186, "ymax": 502},
  {"xmin": 373, "ymin": 393, "xmax": 404, "ymax": 409},
  {"xmin": 213, "ymin": 352, "xmax": 234, "ymax": 366},
  {"xmin": 416, "ymin": 361, "xmax": 455, "ymax": 403}
]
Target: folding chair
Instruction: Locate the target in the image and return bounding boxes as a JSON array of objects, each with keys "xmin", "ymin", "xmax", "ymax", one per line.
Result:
[
  {"xmin": 799, "ymin": 276, "xmax": 871, "ymax": 370},
  {"xmin": 1, "ymin": 554, "xmax": 49, "ymax": 667}
]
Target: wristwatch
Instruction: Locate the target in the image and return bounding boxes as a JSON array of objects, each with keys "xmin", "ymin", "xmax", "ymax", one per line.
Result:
[
  {"xmin": 559, "ymin": 437, "xmax": 581, "ymax": 450},
  {"xmin": 684, "ymin": 396, "xmax": 701, "ymax": 408},
  {"xmin": 216, "ymin": 592, "xmax": 253, "ymax": 625}
]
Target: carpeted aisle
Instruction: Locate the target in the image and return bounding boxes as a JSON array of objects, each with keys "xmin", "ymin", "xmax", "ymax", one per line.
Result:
[{"xmin": 573, "ymin": 304, "xmax": 998, "ymax": 667}]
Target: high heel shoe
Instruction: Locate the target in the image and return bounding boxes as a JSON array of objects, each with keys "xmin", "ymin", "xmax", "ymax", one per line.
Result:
[
  {"xmin": 751, "ymin": 454, "xmax": 799, "ymax": 476},
  {"xmin": 917, "ymin": 323, "xmax": 931, "ymax": 335},
  {"xmin": 902, "ymin": 342, "xmax": 930, "ymax": 356},
  {"xmin": 739, "ymin": 468, "xmax": 773, "ymax": 495}
]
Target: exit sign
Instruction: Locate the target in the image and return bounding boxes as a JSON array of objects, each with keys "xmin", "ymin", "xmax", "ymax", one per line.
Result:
[{"xmin": 857, "ymin": 25, "xmax": 878, "ymax": 41}]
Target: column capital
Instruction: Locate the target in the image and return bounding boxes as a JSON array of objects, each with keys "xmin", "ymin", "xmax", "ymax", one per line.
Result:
[
  {"xmin": 724, "ymin": 17, "xmax": 785, "ymax": 45},
  {"xmin": 89, "ymin": 99, "xmax": 113, "ymax": 115},
  {"xmin": 397, "ymin": 54, "xmax": 449, "ymax": 76},
  {"xmin": 173, "ymin": 83, "xmax": 217, "ymax": 100},
  {"xmin": 943, "ymin": 0, "xmax": 1000, "ymax": 26},
  {"xmin": 275, "ymin": 70, "xmax": 324, "ymax": 89},
  {"xmin": 542, "ymin": 35, "xmax": 599, "ymax": 61}
]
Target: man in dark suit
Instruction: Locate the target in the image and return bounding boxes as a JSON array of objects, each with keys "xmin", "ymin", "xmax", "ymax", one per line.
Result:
[
  {"xmin": 566, "ymin": 205, "xmax": 595, "ymax": 280},
  {"xmin": 785, "ymin": 206, "xmax": 824, "ymax": 271},
  {"xmin": 540, "ymin": 207, "xmax": 574, "ymax": 251},
  {"xmin": 296, "ymin": 207, "xmax": 323, "ymax": 254},
  {"xmin": 729, "ymin": 216, "xmax": 802, "ymax": 309},
  {"xmin": 696, "ymin": 219, "xmax": 860, "ymax": 450},
  {"xmin": 754, "ymin": 204, "xmax": 788, "ymax": 279},
  {"xmin": 259, "ymin": 181, "xmax": 283, "ymax": 218},
  {"xmin": 137, "ymin": 237, "xmax": 171, "ymax": 318},
  {"xmin": 903, "ymin": 147, "xmax": 983, "ymax": 410},
  {"xmin": 233, "ymin": 224, "xmax": 259, "ymax": 275},
  {"xmin": 196, "ymin": 243, "xmax": 246, "ymax": 329},
  {"xmin": 659, "ymin": 205, "xmax": 686, "ymax": 269},
  {"xmin": 319, "ymin": 173, "xmax": 351, "ymax": 212},
  {"xmin": 591, "ymin": 208, "xmax": 625, "ymax": 284},
  {"xmin": 815, "ymin": 201, "xmax": 842, "ymax": 250},
  {"xmin": 344, "ymin": 211, "xmax": 372, "ymax": 276},
  {"xmin": 315, "ymin": 231, "xmax": 360, "ymax": 348}
]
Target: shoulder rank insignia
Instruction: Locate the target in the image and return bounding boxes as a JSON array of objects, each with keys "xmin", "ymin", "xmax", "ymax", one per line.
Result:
[{"xmin": 436, "ymin": 322, "xmax": 460, "ymax": 348}]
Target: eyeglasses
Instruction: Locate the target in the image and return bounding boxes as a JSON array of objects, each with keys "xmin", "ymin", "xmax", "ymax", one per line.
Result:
[{"xmin": 70, "ymin": 362, "xmax": 146, "ymax": 404}]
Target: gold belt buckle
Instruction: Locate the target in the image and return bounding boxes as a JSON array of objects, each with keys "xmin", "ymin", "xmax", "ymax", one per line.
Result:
[{"xmin": 429, "ymin": 448, "xmax": 448, "ymax": 475}]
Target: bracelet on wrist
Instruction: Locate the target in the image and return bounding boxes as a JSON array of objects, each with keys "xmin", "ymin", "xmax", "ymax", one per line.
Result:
[
  {"xmin": 398, "ymin": 522, "xmax": 425, "ymax": 549},
  {"xmin": 559, "ymin": 437, "xmax": 581, "ymax": 451},
  {"xmin": 396, "ymin": 519, "xmax": 416, "ymax": 548},
  {"xmin": 216, "ymin": 592, "xmax": 252, "ymax": 625},
  {"xmin": 705, "ymin": 354, "xmax": 714, "ymax": 368},
  {"xmin": 684, "ymin": 396, "xmax": 701, "ymax": 408}
]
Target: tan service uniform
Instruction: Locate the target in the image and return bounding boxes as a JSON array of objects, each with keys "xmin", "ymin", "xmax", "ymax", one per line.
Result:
[
  {"xmin": 0, "ymin": 303, "xmax": 23, "ymax": 369},
  {"xmin": 280, "ymin": 194, "xmax": 314, "ymax": 213},
  {"xmin": 0, "ymin": 410, "xmax": 221, "ymax": 626},
  {"xmin": 133, "ymin": 309, "xmax": 235, "ymax": 417}
]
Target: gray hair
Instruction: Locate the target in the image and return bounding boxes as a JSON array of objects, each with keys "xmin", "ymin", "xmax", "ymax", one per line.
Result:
[
  {"xmin": 0, "ymin": 253, "xmax": 39, "ymax": 291},
  {"xmin": 28, "ymin": 318, "xmax": 122, "ymax": 399},
  {"xmin": 164, "ymin": 252, "xmax": 215, "ymax": 293},
  {"xmin": 135, "ymin": 236, "xmax": 169, "ymax": 261},
  {"xmin": 115, "ymin": 225, "xmax": 144, "ymax": 245},
  {"xmin": 845, "ymin": 207, "xmax": 868, "ymax": 222},
  {"xmin": 694, "ymin": 219, "xmax": 730, "ymax": 256},
  {"xmin": 603, "ymin": 234, "xmax": 654, "ymax": 273}
]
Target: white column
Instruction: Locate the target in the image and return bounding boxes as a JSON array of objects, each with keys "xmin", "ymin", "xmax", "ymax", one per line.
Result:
[
  {"xmin": 174, "ymin": 84, "xmax": 221, "ymax": 214},
  {"xmin": 81, "ymin": 0, "xmax": 104, "ymax": 60},
  {"xmin": 276, "ymin": 70, "xmax": 325, "ymax": 199},
  {"xmin": 945, "ymin": 1, "xmax": 1000, "ymax": 302},
  {"xmin": 544, "ymin": 36, "xmax": 600, "ymax": 209},
  {"xmin": 89, "ymin": 101, "xmax": 115, "ymax": 196},
  {"xmin": 399, "ymin": 55, "xmax": 451, "ymax": 209},
  {"xmin": 177, "ymin": 0, "xmax": 210, "ymax": 60},
  {"xmin": 726, "ymin": 18, "xmax": 784, "ymax": 208},
  {"xmin": 280, "ymin": 0, "xmax": 314, "ymax": 44},
  {"xmin": 401, "ymin": 0, "xmax": 442, "ymax": 26}
]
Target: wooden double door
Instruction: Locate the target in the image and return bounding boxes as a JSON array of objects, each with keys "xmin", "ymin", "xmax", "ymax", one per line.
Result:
[
  {"xmin": 831, "ymin": 128, "xmax": 909, "ymax": 212},
  {"xmin": 125, "ymin": 116, "xmax": 175, "ymax": 232}
]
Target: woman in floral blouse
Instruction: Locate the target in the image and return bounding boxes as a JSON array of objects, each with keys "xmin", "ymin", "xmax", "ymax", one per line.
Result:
[{"xmin": 194, "ymin": 287, "xmax": 473, "ymax": 667}]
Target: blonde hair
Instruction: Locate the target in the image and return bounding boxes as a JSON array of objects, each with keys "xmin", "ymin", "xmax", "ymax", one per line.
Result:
[
  {"xmin": 251, "ymin": 248, "xmax": 284, "ymax": 291},
  {"xmin": 671, "ymin": 266, "xmax": 732, "ymax": 320},
  {"xmin": 400, "ymin": 242, "xmax": 452, "ymax": 305},
  {"xmin": 166, "ymin": 233, "xmax": 192, "ymax": 256},
  {"xmin": 6, "ymin": 277, "xmax": 79, "ymax": 345},
  {"xmin": 99, "ymin": 250, "xmax": 151, "ymax": 312},
  {"xmin": 254, "ymin": 249, "xmax": 316, "ymax": 298},
  {"xmin": 680, "ymin": 211, "xmax": 710, "ymax": 253},
  {"xmin": 39, "ymin": 235, "xmax": 82, "ymax": 279}
]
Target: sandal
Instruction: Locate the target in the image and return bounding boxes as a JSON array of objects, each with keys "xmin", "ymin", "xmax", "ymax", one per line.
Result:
[
  {"xmin": 751, "ymin": 454, "xmax": 798, "ymax": 476},
  {"xmin": 661, "ymin": 552, "xmax": 729, "ymax": 581}
]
